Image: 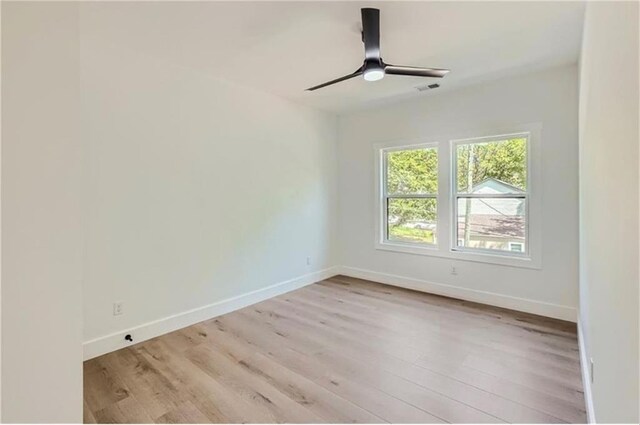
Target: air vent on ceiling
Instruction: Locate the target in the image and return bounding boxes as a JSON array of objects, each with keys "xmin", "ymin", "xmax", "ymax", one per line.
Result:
[{"xmin": 416, "ymin": 83, "xmax": 440, "ymax": 92}]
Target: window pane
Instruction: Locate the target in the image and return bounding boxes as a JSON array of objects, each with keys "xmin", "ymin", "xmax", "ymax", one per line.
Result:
[
  {"xmin": 456, "ymin": 198, "xmax": 525, "ymax": 253},
  {"xmin": 388, "ymin": 198, "xmax": 437, "ymax": 245},
  {"xmin": 387, "ymin": 148, "xmax": 438, "ymax": 195},
  {"xmin": 456, "ymin": 137, "xmax": 526, "ymax": 193},
  {"xmin": 509, "ymin": 242, "xmax": 524, "ymax": 252}
]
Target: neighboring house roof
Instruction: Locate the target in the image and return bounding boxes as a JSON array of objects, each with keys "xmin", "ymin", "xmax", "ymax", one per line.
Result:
[
  {"xmin": 470, "ymin": 178, "xmax": 525, "ymax": 195},
  {"xmin": 457, "ymin": 178, "xmax": 525, "ymax": 239},
  {"xmin": 458, "ymin": 178, "xmax": 526, "ymax": 216}
]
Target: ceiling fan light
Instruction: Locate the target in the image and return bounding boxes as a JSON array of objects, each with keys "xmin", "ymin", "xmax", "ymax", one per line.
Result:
[{"xmin": 363, "ymin": 68, "xmax": 384, "ymax": 82}]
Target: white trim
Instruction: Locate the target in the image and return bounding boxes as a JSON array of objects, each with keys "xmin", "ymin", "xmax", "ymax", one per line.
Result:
[
  {"xmin": 578, "ymin": 318, "xmax": 596, "ymax": 423},
  {"xmin": 338, "ymin": 266, "xmax": 577, "ymax": 322},
  {"xmin": 374, "ymin": 241, "xmax": 540, "ymax": 269},
  {"xmin": 373, "ymin": 124, "xmax": 542, "ymax": 270},
  {"xmin": 84, "ymin": 264, "xmax": 579, "ymax": 361},
  {"xmin": 451, "ymin": 132, "xmax": 531, "ymax": 258},
  {"xmin": 377, "ymin": 142, "xmax": 440, "ymax": 250},
  {"xmin": 82, "ymin": 266, "xmax": 340, "ymax": 360}
]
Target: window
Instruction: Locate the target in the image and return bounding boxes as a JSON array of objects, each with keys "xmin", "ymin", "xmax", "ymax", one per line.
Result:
[
  {"xmin": 453, "ymin": 135, "xmax": 528, "ymax": 256},
  {"xmin": 375, "ymin": 128, "xmax": 539, "ymax": 268},
  {"xmin": 382, "ymin": 145, "xmax": 438, "ymax": 247}
]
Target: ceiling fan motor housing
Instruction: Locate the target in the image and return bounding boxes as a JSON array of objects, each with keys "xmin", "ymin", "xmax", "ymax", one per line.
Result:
[{"xmin": 364, "ymin": 58, "xmax": 385, "ymax": 72}]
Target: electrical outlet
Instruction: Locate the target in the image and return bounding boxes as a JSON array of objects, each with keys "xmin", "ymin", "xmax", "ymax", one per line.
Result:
[
  {"xmin": 450, "ymin": 266, "xmax": 458, "ymax": 275},
  {"xmin": 113, "ymin": 301, "xmax": 124, "ymax": 316},
  {"xmin": 306, "ymin": 256, "xmax": 311, "ymax": 266},
  {"xmin": 590, "ymin": 358, "xmax": 594, "ymax": 383}
]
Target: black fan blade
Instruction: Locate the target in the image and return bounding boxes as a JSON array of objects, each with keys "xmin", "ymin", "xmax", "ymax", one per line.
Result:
[
  {"xmin": 361, "ymin": 8, "xmax": 380, "ymax": 59},
  {"xmin": 306, "ymin": 68, "xmax": 364, "ymax": 91},
  {"xmin": 385, "ymin": 64, "xmax": 450, "ymax": 78}
]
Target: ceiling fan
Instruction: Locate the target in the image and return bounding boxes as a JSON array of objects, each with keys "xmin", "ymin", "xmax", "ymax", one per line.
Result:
[{"xmin": 306, "ymin": 8, "xmax": 450, "ymax": 91}]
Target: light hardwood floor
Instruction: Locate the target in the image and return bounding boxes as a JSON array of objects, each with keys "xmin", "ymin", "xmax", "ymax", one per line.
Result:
[{"xmin": 84, "ymin": 276, "xmax": 587, "ymax": 423}]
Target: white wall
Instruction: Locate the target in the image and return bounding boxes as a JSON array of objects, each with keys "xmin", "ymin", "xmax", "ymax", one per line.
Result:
[
  {"xmin": 1, "ymin": 2, "xmax": 83, "ymax": 422},
  {"xmin": 79, "ymin": 27, "xmax": 338, "ymax": 350},
  {"xmin": 578, "ymin": 2, "xmax": 639, "ymax": 422},
  {"xmin": 338, "ymin": 65, "xmax": 579, "ymax": 317}
]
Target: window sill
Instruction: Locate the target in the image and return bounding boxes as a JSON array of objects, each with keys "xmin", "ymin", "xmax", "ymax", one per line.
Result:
[{"xmin": 376, "ymin": 241, "xmax": 541, "ymax": 269}]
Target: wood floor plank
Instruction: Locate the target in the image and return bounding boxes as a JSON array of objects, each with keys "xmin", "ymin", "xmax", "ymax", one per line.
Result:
[
  {"xmin": 155, "ymin": 401, "xmax": 211, "ymax": 424},
  {"xmin": 240, "ymin": 301, "xmax": 529, "ymax": 423},
  {"xmin": 236, "ymin": 351, "xmax": 387, "ymax": 423},
  {"xmin": 233, "ymin": 306, "xmax": 504, "ymax": 423},
  {"xmin": 194, "ymin": 328, "xmax": 384, "ymax": 423},
  {"xmin": 301, "ymin": 283, "xmax": 581, "ymax": 367},
  {"xmin": 207, "ymin": 314, "xmax": 443, "ymax": 423},
  {"xmin": 84, "ymin": 276, "xmax": 586, "ymax": 423},
  {"xmin": 99, "ymin": 346, "xmax": 184, "ymax": 419},
  {"xmin": 311, "ymin": 280, "xmax": 583, "ymax": 389},
  {"xmin": 185, "ymin": 343, "xmax": 327, "ymax": 423},
  {"xmin": 260, "ymin": 294, "xmax": 563, "ymax": 423},
  {"xmin": 297, "ymin": 281, "xmax": 586, "ymax": 421},
  {"xmin": 279, "ymin": 289, "xmax": 582, "ymax": 374},
  {"xmin": 296, "ymin": 282, "xmax": 584, "ymax": 406},
  {"xmin": 329, "ymin": 276, "xmax": 578, "ymax": 336},
  {"xmin": 262, "ymin": 294, "xmax": 582, "ymax": 404},
  {"xmin": 322, "ymin": 278, "xmax": 580, "ymax": 354},
  {"xmin": 323, "ymin": 276, "xmax": 578, "ymax": 346},
  {"xmin": 136, "ymin": 338, "xmax": 269, "ymax": 423},
  {"xmin": 93, "ymin": 395, "xmax": 155, "ymax": 424},
  {"xmin": 83, "ymin": 358, "xmax": 131, "ymax": 413},
  {"xmin": 413, "ymin": 351, "xmax": 587, "ymax": 422},
  {"xmin": 84, "ymin": 399, "xmax": 98, "ymax": 424}
]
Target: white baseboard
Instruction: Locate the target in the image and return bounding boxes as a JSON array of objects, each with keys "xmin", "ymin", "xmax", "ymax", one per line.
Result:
[
  {"xmin": 84, "ymin": 265, "xmax": 578, "ymax": 360},
  {"xmin": 337, "ymin": 266, "xmax": 577, "ymax": 322},
  {"xmin": 83, "ymin": 266, "xmax": 340, "ymax": 360},
  {"xmin": 578, "ymin": 318, "xmax": 596, "ymax": 423}
]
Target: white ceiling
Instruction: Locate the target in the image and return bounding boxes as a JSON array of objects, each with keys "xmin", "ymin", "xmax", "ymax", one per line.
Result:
[{"xmin": 80, "ymin": 1, "xmax": 586, "ymax": 113}]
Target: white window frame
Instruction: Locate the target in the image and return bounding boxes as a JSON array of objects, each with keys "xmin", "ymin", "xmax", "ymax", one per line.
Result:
[
  {"xmin": 374, "ymin": 124, "xmax": 542, "ymax": 269},
  {"xmin": 379, "ymin": 143, "xmax": 439, "ymax": 253},
  {"xmin": 451, "ymin": 132, "xmax": 530, "ymax": 258}
]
